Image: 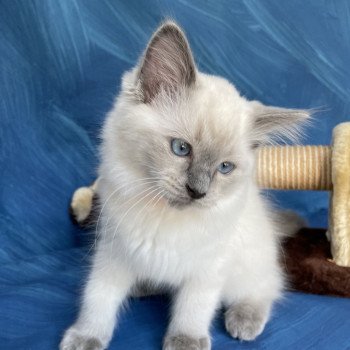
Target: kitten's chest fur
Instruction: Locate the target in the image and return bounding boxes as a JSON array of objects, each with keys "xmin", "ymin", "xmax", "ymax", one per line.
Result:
[{"xmin": 100, "ymin": 193, "xmax": 234, "ymax": 285}]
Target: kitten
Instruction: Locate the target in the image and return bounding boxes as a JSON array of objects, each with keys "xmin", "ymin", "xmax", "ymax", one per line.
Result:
[{"xmin": 60, "ymin": 21, "xmax": 309, "ymax": 350}]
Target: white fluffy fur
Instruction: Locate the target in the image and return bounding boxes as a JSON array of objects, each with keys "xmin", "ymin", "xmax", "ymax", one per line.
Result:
[{"xmin": 61, "ymin": 21, "xmax": 308, "ymax": 350}]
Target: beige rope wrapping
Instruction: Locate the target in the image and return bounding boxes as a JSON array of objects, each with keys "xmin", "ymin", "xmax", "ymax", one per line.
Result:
[{"xmin": 256, "ymin": 146, "xmax": 332, "ymax": 191}]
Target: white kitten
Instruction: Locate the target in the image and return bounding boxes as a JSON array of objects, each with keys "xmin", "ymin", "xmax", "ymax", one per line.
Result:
[{"xmin": 60, "ymin": 21, "xmax": 309, "ymax": 350}]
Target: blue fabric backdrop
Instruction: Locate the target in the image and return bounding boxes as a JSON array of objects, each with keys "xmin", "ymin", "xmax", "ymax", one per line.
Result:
[{"xmin": 1, "ymin": 1, "xmax": 349, "ymax": 349}]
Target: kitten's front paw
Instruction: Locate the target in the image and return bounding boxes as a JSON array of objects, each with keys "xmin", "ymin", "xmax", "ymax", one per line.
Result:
[
  {"xmin": 163, "ymin": 334, "xmax": 210, "ymax": 350},
  {"xmin": 60, "ymin": 328, "xmax": 104, "ymax": 350},
  {"xmin": 225, "ymin": 303, "xmax": 267, "ymax": 341}
]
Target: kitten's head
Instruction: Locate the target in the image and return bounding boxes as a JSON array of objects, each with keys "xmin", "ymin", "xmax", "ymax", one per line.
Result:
[{"xmin": 106, "ymin": 21, "xmax": 309, "ymax": 209}]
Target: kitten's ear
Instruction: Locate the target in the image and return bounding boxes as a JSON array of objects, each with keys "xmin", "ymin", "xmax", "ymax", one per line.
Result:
[
  {"xmin": 137, "ymin": 21, "xmax": 197, "ymax": 103},
  {"xmin": 250, "ymin": 101, "xmax": 311, "ymax": 146}
]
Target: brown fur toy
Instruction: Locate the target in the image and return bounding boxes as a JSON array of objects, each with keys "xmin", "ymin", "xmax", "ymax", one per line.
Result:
[{"xmin": 283, "ymin": 228, "xmax": 350, "ymax": 297}]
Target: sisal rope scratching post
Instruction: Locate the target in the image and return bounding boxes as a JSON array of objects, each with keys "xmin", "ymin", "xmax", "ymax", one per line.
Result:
[
  {"xmin": 256, "ymin": 122, "xmax": 350, "ymax": 267},
  {"xmin": 70, "ymin": 123, "xmax": 350, "ymax": 267},
  {"xmin": 256, "ymin": 145, "xmax": 332, "ymax": 191}
]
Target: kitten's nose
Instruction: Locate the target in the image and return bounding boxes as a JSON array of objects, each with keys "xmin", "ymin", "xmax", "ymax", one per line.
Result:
[{"xmin": 186, "ymin": 184, "xmax": 206, "ymax": 200}]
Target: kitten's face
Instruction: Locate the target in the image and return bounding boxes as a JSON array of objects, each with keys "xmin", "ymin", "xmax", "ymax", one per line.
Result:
[
  {"xmin": 108, "ymin": 21, "xmax": 309, "ymax": 210},
  {"xmin": 123, "ymin": 77, "xmax": 253, "ymax": 209}
]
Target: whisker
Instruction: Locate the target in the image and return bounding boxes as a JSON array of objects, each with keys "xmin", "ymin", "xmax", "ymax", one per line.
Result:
[
  {"xmin": 102, "ymin": 183, "xmax": 161, "ymax": 240},
  {"xmin": 111, "ymin": 186, "xmax": 162, "ymax": 239},
  {"xmin": 108, "ymin": 186, "xmax": 162, "ymax": 259},
  {"xmin": 95, "ymin": 180, "xmax": 160, "ymax": 235},
  {"xmin": 89, "ymin": 178, "xmax": 162, "ymax": 254}
]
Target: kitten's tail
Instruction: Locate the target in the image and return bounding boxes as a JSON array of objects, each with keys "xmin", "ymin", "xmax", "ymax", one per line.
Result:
[
  {"xmin": 69, "ymin": 181, "xmax": 97, "ymax": 228},
  {"xmin": 273, "ymin": 210, "xmax": 307, "ymax": 238}
]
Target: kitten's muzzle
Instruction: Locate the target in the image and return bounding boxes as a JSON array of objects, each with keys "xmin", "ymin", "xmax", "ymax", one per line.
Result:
[{"xmin": 186, "ymin": 184, "xmax": 206, "ymax": 200}]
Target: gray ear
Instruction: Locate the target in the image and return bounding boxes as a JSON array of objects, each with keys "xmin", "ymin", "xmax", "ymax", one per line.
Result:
[
  {"xmin": 250, "ymin": 101, "xmax": 311, "ymax": 146},
  {"xmin": 138, "ymin": 21, "xmax": 196, "ymax": 103}
]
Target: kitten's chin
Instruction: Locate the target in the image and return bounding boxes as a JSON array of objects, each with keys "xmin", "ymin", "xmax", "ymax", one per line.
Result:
[
  {"xmin": 166, "ymin": 195, "xmax": 212, "ymax": 210},
  {"xmin": 168, "ymin": 198, "xmax": 192, "ymax": 209},
  {"xmin": 163, "ymin": 192, "xmax": 190, "ymax": 209}
]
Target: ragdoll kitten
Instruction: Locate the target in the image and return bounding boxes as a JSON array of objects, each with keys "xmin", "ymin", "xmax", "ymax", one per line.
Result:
[{"xmin": 60, "ymin": 21, "xmax": 309, "ymax": 350}]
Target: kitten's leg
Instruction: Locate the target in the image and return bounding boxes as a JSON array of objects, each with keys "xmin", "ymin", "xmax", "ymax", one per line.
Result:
[
  {"xmin": 223, "ymin": 268, "xmax": 282, "ymax": 341},
  {"xmin": 60, "ymin": 253, "xmax": 134, "ymax": 350},
  {"xmin": 163, "ymin": 278, "xmax": 221, "ymax": 350}
]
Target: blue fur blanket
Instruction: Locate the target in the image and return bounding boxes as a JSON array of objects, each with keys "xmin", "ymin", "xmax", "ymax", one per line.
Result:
[{"xmin": 1, "ymin": 1, "xmax": 349, "ymax": 349}]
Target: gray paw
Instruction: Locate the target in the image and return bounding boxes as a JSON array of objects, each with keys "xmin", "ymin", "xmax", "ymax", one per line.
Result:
[
  {"xmin": 225, "ymin": 303, "xmax": 267, "ymax": 341},
  {"xmin": 60, "ymin": 329, "xmax": 104, "ymax": 350},
  {"xmin": 163, "ymin": 334, "xmax": 210, "ymax": 350}
]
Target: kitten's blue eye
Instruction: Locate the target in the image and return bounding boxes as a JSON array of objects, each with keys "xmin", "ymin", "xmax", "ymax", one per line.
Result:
[
  {"xmin": 171, "ymin": 139, "xmax": 191, "ymax": 157},
  {"xmin": 217, "ymin": 161, "xmax": 235, "ymax": 174}
]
